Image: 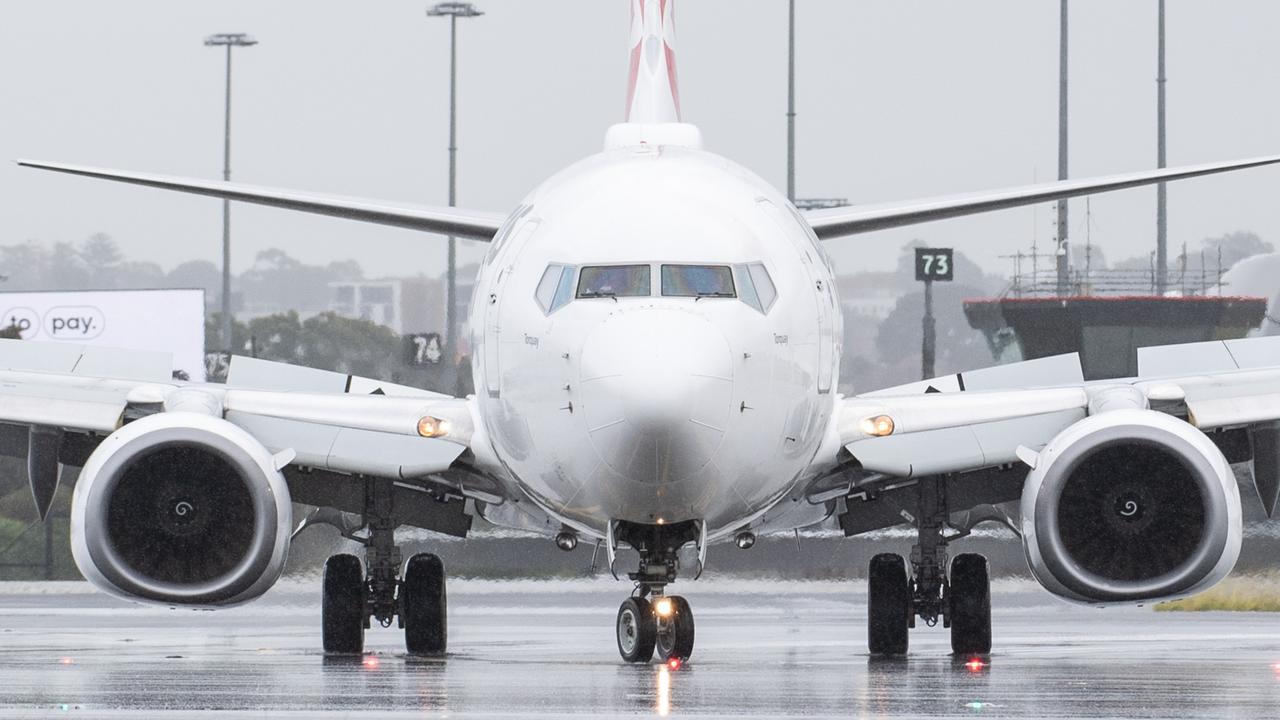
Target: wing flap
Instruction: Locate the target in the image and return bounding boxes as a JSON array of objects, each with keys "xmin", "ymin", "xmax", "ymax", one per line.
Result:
[{"xmin": 1186, "ymin": 393, "xmax": 1280, "ymax": 430}]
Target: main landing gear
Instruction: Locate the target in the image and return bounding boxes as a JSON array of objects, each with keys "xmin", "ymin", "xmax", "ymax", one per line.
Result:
[
  {"xmin": 866, "ymin": 477, "xmax": 992, "ymax": 657},
  {"xmin": 320, "ymin": 478, "xmax": 448, "ymax": 656},
  {"xmin": 612, "ymin": 521, "xmax": 700, "ymax": 664}
]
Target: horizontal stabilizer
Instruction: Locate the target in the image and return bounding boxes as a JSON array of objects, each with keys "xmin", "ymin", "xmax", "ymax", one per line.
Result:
[
  {"xmin": 226, "ymin": 356, "xmax": 452, "ymax": 399},
  {"xmin": 17, "ymin": 160, "xmax": 506, "ymax": 242},
  {"xmin": 0, "ymin": 338, "xmax": 171, "ymax": 382},
  {"xmin": 806, "ymin": 154, "xmax": 1280, "ymax": 240},
  {"xmin": 861, "ymin": 353, "xmax": 1084, "ymax": 397},
  {"xmin": 1138, "ymin": 335, "xmax": 1280, "ymax": 377}
]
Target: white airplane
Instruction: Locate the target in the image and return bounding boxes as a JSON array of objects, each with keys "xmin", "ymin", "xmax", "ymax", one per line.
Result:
[{"xmin": 12, "ymin": 0, "xmax": 1280, "ymax": 663}]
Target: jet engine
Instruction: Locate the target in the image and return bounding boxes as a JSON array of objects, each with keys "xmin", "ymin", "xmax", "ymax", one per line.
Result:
[
  {"xmin": 1020, "ymin": 409, "xmax": 1241, "ymax": 605},
  {"xmin": 70, "ymin": 412, "xmax": 292, "ymax": 607}
]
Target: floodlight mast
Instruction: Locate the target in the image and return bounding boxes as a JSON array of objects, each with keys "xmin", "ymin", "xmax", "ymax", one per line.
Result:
[
  {"xmin": 204, "ymin": 33, "xmax": 258, "ymax": 363},
  {"xmin": 428, "ymin": 2, "xmax": 483, "ymax": 394}
]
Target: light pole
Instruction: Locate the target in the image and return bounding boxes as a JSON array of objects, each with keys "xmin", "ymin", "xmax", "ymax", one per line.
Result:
[
  {"xmin": 428, "ymin": 2, "xmax": 483, "ymax": 389},
  {"xmin": 1056, "ymin": 0, "xmax": 1070, "ymax": 296},
  {"xmin": 786, "ymin": 0, "xmax": 796, "ymax": 203},
  {"xmin": 204, "ymin": 32, "xmax": 258, "ymax": 361},
  {"xmin": 1156, "ymin": 0, "xmax": 1168, "ymax": 295}
]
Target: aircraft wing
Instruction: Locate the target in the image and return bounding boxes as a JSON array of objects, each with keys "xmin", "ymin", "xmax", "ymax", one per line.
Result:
[
  {"xmin": 804, "ymin": 154, "xmax": 1280, "ymax": 240},
  {"xmin": 16, "ymin": 160, "xmax": 507, "ymax": 242},
  {"xmin": 0, "ymin": 339, "xmax": 505, "ymax": 522},
  {"xmin": 832, "ymin": 336, "xmax": 1280, "ymax": 481}
]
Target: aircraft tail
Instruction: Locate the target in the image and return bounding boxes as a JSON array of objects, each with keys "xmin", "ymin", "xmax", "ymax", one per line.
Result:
[{"xmin": 626, "ymin": 0, "xmax": 681, "ymax": 124}]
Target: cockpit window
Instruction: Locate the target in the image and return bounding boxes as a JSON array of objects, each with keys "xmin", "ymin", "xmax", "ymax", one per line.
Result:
[
  {"xmin": 661, "ymin": 265, "xmax": 735, "ymax": 298},
  {"xmin": 748, "ymin": 263, "xmax": 777, "ymax": 311},
  {"xmin": 536, "ymin": 264, "xmax": 578, "ymax": 313},
  {"xmin": 735, "ymin": 262, "xmax": 777, "ymax": 313},
  {"xmin": 577, "ymin": 265, "xmax": 651, "ymax": 298},
  {"xmin": 536, "ymin": 264, "xmax": 564, "ymax": 312}
]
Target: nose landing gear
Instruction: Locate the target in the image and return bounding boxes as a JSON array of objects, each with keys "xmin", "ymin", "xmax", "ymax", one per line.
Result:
[{"xmin": 611, "ymin": 520, "xmax": 700, "ymax": 663}]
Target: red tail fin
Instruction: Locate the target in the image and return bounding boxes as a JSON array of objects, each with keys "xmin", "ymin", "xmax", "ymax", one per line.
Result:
[{"xmin": 625, "ymin": 0, "xmax": 681, "ymax": 123}]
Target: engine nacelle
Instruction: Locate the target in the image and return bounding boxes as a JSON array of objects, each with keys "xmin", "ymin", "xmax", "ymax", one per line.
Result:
[
  {"xmin": 70, "ymin": 412, "xmax": 292, "ymax": 607},
  {"xmin": 1020, "ymin": 409, "xmax": 1241, "ymax": 605}
]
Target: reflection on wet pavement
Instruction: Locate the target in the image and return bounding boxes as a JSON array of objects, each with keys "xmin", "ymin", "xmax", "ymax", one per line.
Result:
[{"xmin": 0, "ymin": 578, "xmax": 1277, "ymax": 717}]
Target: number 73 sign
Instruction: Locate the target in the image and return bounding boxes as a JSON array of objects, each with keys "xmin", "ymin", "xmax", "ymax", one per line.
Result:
[{"xmin": 914, "ymin": 248, "xmax": 954, "ymax": 282}]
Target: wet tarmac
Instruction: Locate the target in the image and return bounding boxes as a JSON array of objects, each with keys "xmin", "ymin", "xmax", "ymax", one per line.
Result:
[{"xmin": 0, "ymin": 578, "xmax": 1278, "ymax": 718}]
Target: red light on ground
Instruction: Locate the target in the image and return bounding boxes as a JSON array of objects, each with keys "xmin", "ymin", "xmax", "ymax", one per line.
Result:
[
  {"xmin": 964, "ymin": 658, "xmax": 986, "ymax": 672},
  {"xmin": 362, "ymin": 655, "xmax": 380, "ymax": 669},
  {"xmin": 58, "ymin": 657, "xmax": 74, "ymax": 665},
  {"xmin": 667, "ymin": 658, "xmax": 682, "ymax": 671}
]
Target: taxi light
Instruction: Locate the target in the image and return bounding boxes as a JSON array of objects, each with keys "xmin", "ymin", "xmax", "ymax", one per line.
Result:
[
  {"xmin": 654, "ymin": 597, "xmax": 674, "ymax": 617},
  {"xmin": 417, "ymin": 416, "xmax": 451, "ymax": 438},
  {"xmin": 860, "ymin": 414, "xmax": 895, "ymax": 437}
]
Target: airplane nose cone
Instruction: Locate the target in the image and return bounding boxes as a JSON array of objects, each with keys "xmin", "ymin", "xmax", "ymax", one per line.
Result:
[{"xmin": 579, "ymin": 308, "xmax": 734, "ymax": 486}]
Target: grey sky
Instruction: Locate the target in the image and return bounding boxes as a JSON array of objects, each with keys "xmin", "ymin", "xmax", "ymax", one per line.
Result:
[{"xmin": 2, "ymin": 1, "xmax": 1279, "ymax": 283}]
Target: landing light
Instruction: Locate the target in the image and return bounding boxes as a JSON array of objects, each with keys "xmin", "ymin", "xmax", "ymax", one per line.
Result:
[
  {"xmin": 417, "ymin": 416, "xmax": 451, "ymax": 438},
  {"xmin": 654, "ymin": 597, "xmax": 674, "ymax": 617},
  {"xmin": 860, "ymin": 414, "xmax": 895, "ymax": 437}
]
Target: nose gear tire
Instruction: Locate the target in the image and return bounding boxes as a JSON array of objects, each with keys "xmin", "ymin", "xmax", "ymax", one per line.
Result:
[
  {"xmin": 868, "ymin": 553, "xmax": 910, "ymax": 656},
  {"xmin": 402, "ymin": 553, "xmax": 448, "ymax": 656},
  {"xmin": 617, "ymin": 597, "xmax": 657, "ymax": 662},
  {"xmin": 654, "ymin": 595, "xmax": 695, "ymax": 662},
  {"xmin": 322, "ymin": 554, "xmax": 366, "ymax": 655}
]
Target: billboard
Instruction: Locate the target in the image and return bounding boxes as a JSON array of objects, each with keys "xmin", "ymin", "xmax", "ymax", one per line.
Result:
[{"xmin": 0, "ymin": 289, "xmax": 206, "ymax": 381}]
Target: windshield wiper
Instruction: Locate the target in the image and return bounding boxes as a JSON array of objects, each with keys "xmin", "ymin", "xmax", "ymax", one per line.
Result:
[
  {"xmin": 694, "ymin": 292, "xmax": 735, "ymax": 300},
  {"xmin": 579, "ymin": 291, "xmax": 618, "ymax": 300}
]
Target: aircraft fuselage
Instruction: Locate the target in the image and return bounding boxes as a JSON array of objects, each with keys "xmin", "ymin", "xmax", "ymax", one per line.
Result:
[{"xmin": 469, "ymin": 141, "xmax": 842, "ymax": 539}]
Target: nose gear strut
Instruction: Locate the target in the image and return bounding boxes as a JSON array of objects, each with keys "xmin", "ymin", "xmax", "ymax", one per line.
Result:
[{"xmin": 610, "ymin": 519, "xmax": 701, "ymax": 663}]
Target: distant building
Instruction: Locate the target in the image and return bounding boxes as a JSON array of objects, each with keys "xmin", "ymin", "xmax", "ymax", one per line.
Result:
[
  {"xmin": 329, "ymin": 278, "xmax": 442, "ymax": 335},
  {"xmin": 835, "ymin": 272, "xmax": 899, "ymax": 320},
  {"xmin": 328, "ymin": 265, "xmax": 479, "ymax": 338}
]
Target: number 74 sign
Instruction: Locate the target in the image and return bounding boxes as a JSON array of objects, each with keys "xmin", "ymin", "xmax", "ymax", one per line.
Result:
[{"xmin": 915, "ymin": 248, "xmax": 954, "ymax": 282}]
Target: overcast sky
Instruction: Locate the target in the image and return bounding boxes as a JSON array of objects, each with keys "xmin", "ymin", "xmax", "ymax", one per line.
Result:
[{"xmin": 2, "ymin": 1, "xmax": 1279, "ymax": 283}]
